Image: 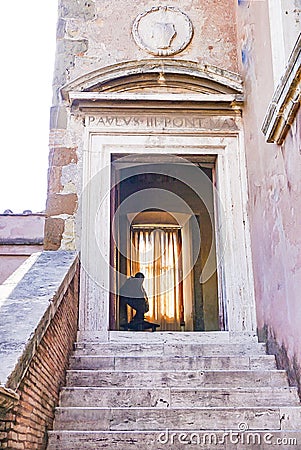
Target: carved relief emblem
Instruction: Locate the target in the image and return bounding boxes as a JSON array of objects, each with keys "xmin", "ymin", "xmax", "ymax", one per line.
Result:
[{"xmin": 132, "ymin": 6, "xmax": 193, "ymax": 56}]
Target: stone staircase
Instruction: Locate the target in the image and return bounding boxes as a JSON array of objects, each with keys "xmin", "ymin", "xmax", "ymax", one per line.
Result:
[{"xmin": 48, "ymin": 332, "xmax": 301, "ymax": 449}]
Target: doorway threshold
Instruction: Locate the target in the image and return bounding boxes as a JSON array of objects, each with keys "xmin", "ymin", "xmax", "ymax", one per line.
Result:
[{"xmin": 108, "ymin": 331, "xmax": 257, "ymax": 344}]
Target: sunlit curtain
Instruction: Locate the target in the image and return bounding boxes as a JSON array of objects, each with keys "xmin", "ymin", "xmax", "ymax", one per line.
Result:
[{"xmin": 131, "ymin": 227, "xmax": 183, "ymax": 331}]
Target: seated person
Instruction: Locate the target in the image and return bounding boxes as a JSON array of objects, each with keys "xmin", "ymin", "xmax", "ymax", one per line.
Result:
[{"xmin": 119, "ymin": 272, "xmax": 149, "ymax": 328}]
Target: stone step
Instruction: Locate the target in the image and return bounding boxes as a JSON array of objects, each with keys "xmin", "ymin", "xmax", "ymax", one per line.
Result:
[
  {"xmin": 48, "ymin": 429, "xmax": 301, "ymax": 450},
  {"xmin": 49, "ymin": 332, "xmax": 301, "ymax": 450},
  {"xmin": 52, "ymin": 406, "xmax": 294, "ymax": 431},
  {"xmin": 59, "ymin": 386, "xmax": 300, "ymax": 408},
  {"xmin": 69, "ymin": 354, "xmax": 276, "ymax": 371},
  {"xmin": 107, "ymin": 331, "xmax": 259, "ymax": 344},
  {"xmin": 74, "ymin": 342, "xmax": 267, "ymax": 357},
  {"xmin": 66, "ymin": 369, "xmax": 288, "ymax": 389}
]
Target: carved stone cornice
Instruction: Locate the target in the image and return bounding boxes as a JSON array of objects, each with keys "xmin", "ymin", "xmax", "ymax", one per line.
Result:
[
  {"xmin": 262, "ymin": 33, "xmax": 301, "ymax": 145},
  {"xmin": 61, "ymin": 59, "xmax": 243, "ymax": 101}
]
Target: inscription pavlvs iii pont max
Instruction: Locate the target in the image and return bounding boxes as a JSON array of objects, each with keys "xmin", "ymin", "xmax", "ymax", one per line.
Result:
[{"xmin": 86, "ymin": 115, "xmax": 239, "ymax": 131}]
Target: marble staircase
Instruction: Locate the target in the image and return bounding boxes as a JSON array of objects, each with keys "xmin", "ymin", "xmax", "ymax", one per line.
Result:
[{"xmin": 47, "ymin": 332, "xmax": 301, "ymax": 449}]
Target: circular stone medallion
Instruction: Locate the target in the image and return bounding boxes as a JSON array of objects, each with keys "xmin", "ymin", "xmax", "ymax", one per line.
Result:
[{"xmin": 132, "ymin": 6, "xmax": 193, "ymax": 56}]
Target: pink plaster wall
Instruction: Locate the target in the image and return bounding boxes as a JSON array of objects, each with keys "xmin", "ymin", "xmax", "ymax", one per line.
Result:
[
  {"xmin": 237, "ymin": 1, "xmax": 301, "ymax": 393},
  {"xmin": 0, "ymin": 214, "xmax": 45, "ymax": 284}
]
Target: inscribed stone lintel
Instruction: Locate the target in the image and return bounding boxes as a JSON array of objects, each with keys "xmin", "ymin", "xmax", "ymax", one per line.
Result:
[{"xmin": 84, "ymin": 113, "xmax": 240, "ymax": 132}]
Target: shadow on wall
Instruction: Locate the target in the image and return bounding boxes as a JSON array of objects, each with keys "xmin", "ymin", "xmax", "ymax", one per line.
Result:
[{"xmin": 259, "ymin": 325, "xmax": 301, "ymax": 401}]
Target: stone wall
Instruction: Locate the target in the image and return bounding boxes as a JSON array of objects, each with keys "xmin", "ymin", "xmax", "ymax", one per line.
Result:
[
  {"xmin": 54, "ymin": 0, "xmax": 238, "ymax": 100},
  {"xmin": 45, "ymin": 147, "xmax": 78, "ymax": 251},
  {"xmin": 0, "ymin": 252, "xmax": 79, "ymax": 449}
]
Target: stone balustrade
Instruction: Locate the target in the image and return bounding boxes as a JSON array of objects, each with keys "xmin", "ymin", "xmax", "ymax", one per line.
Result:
[{"xmin": 0, "ymin": 251, "xmax": 79, "ymax": 449}]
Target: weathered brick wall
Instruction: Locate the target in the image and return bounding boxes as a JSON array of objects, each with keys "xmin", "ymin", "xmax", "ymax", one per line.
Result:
[{"xmin": 0, "ymin": 266, "xmax": 79, "ymax": 449}]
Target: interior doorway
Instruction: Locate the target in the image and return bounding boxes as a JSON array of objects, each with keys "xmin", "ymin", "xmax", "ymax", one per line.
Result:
[
  {"xmin": 110, "ymin": 155, "xmax": 221, "ymax": 332},
  {"xmin": 131, "ymin": 224, "xmax": 184, "ymax": 331}
]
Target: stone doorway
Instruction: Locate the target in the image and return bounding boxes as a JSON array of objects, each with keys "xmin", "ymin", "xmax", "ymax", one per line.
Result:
[
  {"xmin": 78, "ymin": 130, "xmax": 257, "ymax": 339},
  {"xmin": 58, "ymin": 60, "xmax": 257, "ymax": 339},
  {"xmin": 110, "ymin": 157, "xmax": 220, "ymax": 332}
]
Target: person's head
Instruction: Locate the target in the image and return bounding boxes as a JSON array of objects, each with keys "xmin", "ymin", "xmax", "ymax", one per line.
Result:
[
  {"xmin": 134, "ymin": 272, "xmax": 145, "ymax": 285},
  {"xmin": 135, "ymin": 272, "xmax": 144, "ymax": 279}
]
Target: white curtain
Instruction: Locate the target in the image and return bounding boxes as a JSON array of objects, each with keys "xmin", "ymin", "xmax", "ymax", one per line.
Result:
[{"xmin": 131, "ymin": 228, "xmax": 183, "ymax": 330}]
